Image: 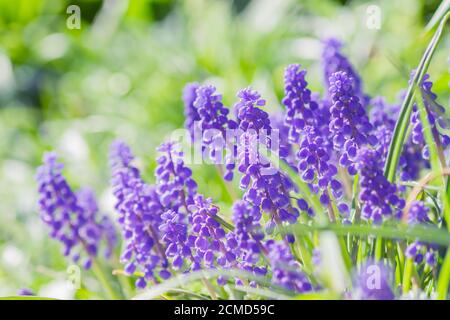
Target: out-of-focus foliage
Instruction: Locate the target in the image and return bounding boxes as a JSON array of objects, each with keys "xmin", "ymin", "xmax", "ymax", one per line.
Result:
[{"xmin": 0, "ymin": 0, "xmax": 448, "ymax": 298}]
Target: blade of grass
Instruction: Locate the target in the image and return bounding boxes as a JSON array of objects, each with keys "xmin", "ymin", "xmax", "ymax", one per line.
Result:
[
  {"xmin": 284, "ymin": 223, "xmax": 450, "ymax": 247},
  {"xmin": 425, "ymin": 0, "xmax": 450, "ymax": 32},
  {"xmin": 383, "ymin": 11, "xmax": 450, "ymax": 183},
  {"xmin": 401, "ymin": 93, "xmax": 445, "ymax": 293}
]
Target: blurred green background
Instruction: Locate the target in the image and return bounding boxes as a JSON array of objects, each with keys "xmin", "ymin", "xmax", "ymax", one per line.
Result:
[{"xmin": 0, "ymin": 0, "xmax": 448, "ymax": 298}]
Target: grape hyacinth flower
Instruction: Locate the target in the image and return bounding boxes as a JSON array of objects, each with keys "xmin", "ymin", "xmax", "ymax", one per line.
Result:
[
  {"xmin": 233, "ymin": 87, "xmax": 301, "ymax": 232},
  {"xmin": 270, "ymin": 113, "xmax": 296, "ymax": 170},
  {"xmin": 369, "ymin": 96, "xmax": 427, "ymax": 181},
  {"xmin": 266, "ymin": 240, "xmax": 312, "ymax": 293},
  {"xmin": 322, "ymin": 38, "xmax": 367, "ymax": 104},
  {"xmin": 355, "ymin": 147, "xmax": 405, "ymax": 224},
  {"xmin": 76, "ymin": 188, "xmax": 117, "ymax": 259},
  {"xmin": 155, "ymin": 141, "xmax": 204, "ymax": 273},
  {"xmin": 36, "ymin": 153, "xmax": 115, "ymax": 269},
  {"xmin": 405, "ymin": 201, "xmax": 438, "ymax": 267},
  {"xmin": 17, "ymin": 288, "xmax": 34, "ymax": 296},
  {"xmin": 188, "ymin": 195, "xmax": 235, "ymax": 271},
  {"xmin": 235, "ymin": 87, "xmax": 271, "ymax": 133},
  {"xmin": 110, "ymin": 141, "xmax": 169, "ymax": 288},
  {"xmin": 410, "ymin": 72, "xmax": 450, "ymax": 159},
  {"xmin": 328, "ymin": 71, "xmax": 377, "ymax": 175},
  {"xmin": 228, "ymin": 201, "xmax": 266, "ymax": 279},
  {"xmin": 183, "ymin": 82, "xmax": 201, "ymax": 138},
  {"xmin": 155, "ymin": 141, "xmax": 198, "ymax": 209},
  {"xmin": 282, "ymin": 64, "xmax": 318, "ymax": 143},
  {"xmin": 193, "ymin": 85, "xmax": 237, "ymax": 180},
  {"xmin": 282, "ymin": 65, "xmax": 344, "ymax": 212},
  {"xmin": 353, "ymin": 261, "xmax": 395, "ymax": 300}
]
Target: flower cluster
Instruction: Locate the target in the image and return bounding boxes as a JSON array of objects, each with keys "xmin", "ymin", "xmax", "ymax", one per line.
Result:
[
  {"xmin": 405, "ymin": 201, "xmax": 437, "ymax": 267},
  {"xmin": 235, "ymin": 88, "xmax": 271, "ymax": 133},
  {"xmin": 355, "ymin": 147, "xmax": 405, "ymax": 223},
  {"xmin": 110, "ymin": 141, "xmax": 169, "ymax": 287},
  {"xmin": 155, "ymin": 141, "xmax": 198, "ymax": 208},
  {"xmin": 410, "ymin": 72, "xmax": 450, "ymax": 159},
  {"xmin": 184, "ymin": 83, "xmax": 237, "ymax": 181},
  {"xmin": 322, "ymin": 38, "xmax": 366, "ymax": 103},
  {"xmin": 36, "ymin": 152, "xmax": 116, "ymax": 269},
  {"xmin": 76, "ymin": 188, "xmax": 117, "ymax": 259},
  {"xmin": 183, "ymin": 82, "xmax": 201, "ymax": 137},
  {"xmin": 328, "ymin": 71, "xmax": 376, "ymax": 175},
  {"xmin": 283, "ymin": 64, "xmax": 343, "ymax": 211},
  {"xmin": 234, "ymin": 89, "xmax": 300, "ymax": 238},
  {"xmin": 227, "ymin": 201, "xmax": 266, "ymax": 282},
  {"xmin": 270, "ymin": 113, "xmax": 296, "ymax": 169},
  {"xmin": 282, "ymin": 64, "xmax": 319, "ymax": 143},
  {"xmin": 34, "ymin": 37, "xmax": 448, "ymax": 299},
  {"xmin": 369, "ymin": 96, "xmax": 427, "ymax": 182},
  {"xmin": 266, "ymin": 240, "xmax": 312, "ymax": 293},
  {"xmin": 187, "ymin": 195, "xmax": 234, "ymax": 270}
]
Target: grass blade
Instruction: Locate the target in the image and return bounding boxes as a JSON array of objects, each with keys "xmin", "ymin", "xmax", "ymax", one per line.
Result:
[{"xmin": 383, "ymin": 11, "xmax": 450, "ymax": 183}]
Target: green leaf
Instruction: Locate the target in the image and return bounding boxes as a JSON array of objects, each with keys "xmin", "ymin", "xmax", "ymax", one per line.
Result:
[
  {"xmin": 383, "ymin": 11, "xmax": 450, "ymax": 183},
  {"xmin": 425, "ymin": 0, "xmax": 450, "ymax": 32},
  {"xmin": 282, "ymin": 223, "xmax": 450, "ymax": 247}
]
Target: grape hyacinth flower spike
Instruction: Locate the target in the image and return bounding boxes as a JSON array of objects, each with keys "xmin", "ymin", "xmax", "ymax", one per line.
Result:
[
  {"xmin": 322, "ymin": 38, "xmax": 368, "ymax": 104},
  {"xmin": 234, "ymin": 87, "xmax": 300, "ymax": 239},
  {"xmin": 282, "ymin": 64, "xmax": 345, "ymax": 216},
  {"xmin": 328, "ymin": 71, "xmax": 377, "ymax": 175},
  {"xmin": 405, "ymin": 201, "xmax": 438, "ymax": 267},
  {"xmin": 36, "ymin": 152, "xmax": 116, "ymax": 269},
  {"xmin": 110, "ymin": 141, "xmax": 169, "ymax": 288},
  {"xmin": 355, "ymin": 147, "xmax": 405, "ymax": 224},
  {"xmin": 266, "ymin": 240, "xmax": 312, "ymax": 293}
]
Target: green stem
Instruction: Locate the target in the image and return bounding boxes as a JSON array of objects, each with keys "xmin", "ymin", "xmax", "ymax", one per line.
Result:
[
  {"xmin": 437, "ymin": 251, "xmax": 450, "ymax": 299},
  {"xmin": 374, "ymin": 237, "xmax": 383, "ymax": 261},
  {"xmin": 402, "ymin": 258, "xmax": 414, "ymax": 293},
  {"xmin": 91, "ymin": 259, "xmax": 119, "ymax": 300},
  {"xmin": 383, "ymin": 11, "xmax": 450, "ymax": 183}
]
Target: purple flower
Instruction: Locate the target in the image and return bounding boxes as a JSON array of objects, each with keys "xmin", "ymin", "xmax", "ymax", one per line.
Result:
[
  {"xmin": 237, "ymin": 131, "xmax": 299, "ymax": 235},
  {"xmin": 110, "ymin": 141, "xmax": 168, "ymax": 287},
  {"xmin": 322, "ymin": 38, "xmax": 367, "ymax": 104},
  {"xmin": 188, "ymin": 195, "xmax": 234, "ymax": 270},
  {"xmin": 282, "ymin": 64, "xmax": 318, "ymax": 143},
  {"xmin": 235, "ymin": 88, "xmax": 271, "ymax": 132},
  {"xmin": 156, "ymin": 141, "xmax": 232, "ymax": 275},
  {"xmin": 184, "ymin": 84, "xmax": 237, "ymax": 181},
  {"xmin": 270, "ymin": 112, "xmax": 296, "ymax": 170},
  {"xmin": 328, "ymin": 71, "xmax": 377, "ymax": 175},
  {"xmin": 230, "ymin": 201, "xmax": 264, "ymax": 257},
  {"xmin": 155, "ymin": 141, "xmax": 197, "ymax": 208},
  {"xmin": 36, "ymin": 152, "xmax": 114, "ymax": 269},
  {"xmin": 355, "ymin": 147, "xmax": 405, "ymax": 223},
  {"xmin": 17, "ymin": 288, "xmax": 34, "ymax": 296},
  {"xmin": 369, "ymin": 96, "xmax": 427, "ymax": 181},
  {"xmin": 76, "ymin": 188, "xmax": 117, "ymax": 259},
  {"xmin": 183, "ymin": 82, "xmax": 201, "ymax": 138},
  {"xmin": 353, "ymin": 261, "xmax": 395, "ymax": 300},
  {"xmin": 233, "ymin": 87, "xmax": 300, "ymax": 234},
  {"xmin": 405, "ymin": 201, "xmax": 437, "ymax": 267},
  {"xmin": 410, "ymin": 72, "xmax": 450, "ymax": 159},
  {"xmin": 266, "ymin": 240, "xmax": 312, "ymax": 293},
  {"xmin": 194, "ymin": 85, "xmax": 236, "ymax": 133},
  {"xmin": 282, "ymin": 65, "xmax": 344, "ymax": 212}
]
